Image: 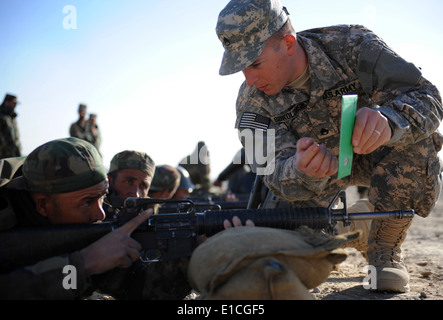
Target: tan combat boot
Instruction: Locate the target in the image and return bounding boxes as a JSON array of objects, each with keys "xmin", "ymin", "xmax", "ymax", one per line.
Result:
[{"xmin": 367, "ymin": 217, "xmax": 413, "ymax": 292}]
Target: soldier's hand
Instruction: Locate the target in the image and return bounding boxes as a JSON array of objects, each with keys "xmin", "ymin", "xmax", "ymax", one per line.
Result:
[
  {"xmin": 197, "ymin": 216, "xmax": 254, "ymax": 246},
  {"xmin": 295, "ymin": 137, "xmax": 338, "ymax": 178},
  {"xmin": 223, "ymin": 216, "xmax": 255, "ymax": 229},
  {"xmin": 352, "ymin": 107, "xmax": 391, "ymax": 154},
  {"xmin": 80, "ymin": 208, "xmax": 153, "ymax": 276}
]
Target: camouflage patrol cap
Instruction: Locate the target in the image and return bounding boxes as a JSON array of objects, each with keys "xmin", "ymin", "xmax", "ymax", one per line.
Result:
[
  {"xmin": 108, "ymin": 150, "xmax": 155, "ymax": 177},
  {"xmin": 78, "ymin": 104, "xmax": 87, "ymax": 112},
  {"xmin": 150, "ymin": 165, "xmax": 181, "ymax": 192},
  {"xmin": 3, "ymin": 94, "xmax": 18, "ymax": 103},
  {"xmin": 216, "ymin": 0, "xmax": 289, "ymax": 75},
  {"xmin": 23, "ymin": 137, "xmax": 107, "ymax": 193}
]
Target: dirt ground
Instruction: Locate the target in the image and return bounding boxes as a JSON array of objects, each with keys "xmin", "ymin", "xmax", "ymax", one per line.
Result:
[{"xmin": 310, "ymin": 186, "xmax": 443, "ymax": 300}]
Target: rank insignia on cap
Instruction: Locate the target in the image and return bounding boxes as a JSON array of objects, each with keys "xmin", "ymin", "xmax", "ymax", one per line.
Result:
[
  {"xmin": 238, "ymin": 112, "xmax": 271, "ymax": 131},
  {"xmin": 223, "ymin": 37, "xmax": 231, "ymax": 47}
]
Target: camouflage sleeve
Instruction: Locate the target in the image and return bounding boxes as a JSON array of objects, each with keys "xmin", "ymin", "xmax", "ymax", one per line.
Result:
[
  {"xmin": 356, "ymin": 35, "xmax": 443, "ymax": 145},
  {"xmin": 239, "ymin": 123, "xmax": 329, "ymax": 201},
  {"xmin": 236, "ymin": 84, "xmax": 329, "ymax": 201},
  {"xmin": 0, "ymin": 252, "xmax": 90, "ymax": 299}
]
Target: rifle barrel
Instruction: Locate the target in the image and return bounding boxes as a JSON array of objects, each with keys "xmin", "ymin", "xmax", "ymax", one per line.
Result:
[
  {"xmin": 197, "ymin": 207, "xmax": 415, "ymax": 236},
  {"xmin": 336, "ymin": 210, "xmax": 415, "ymax": 221},
  {"xmin": 197, "ymin": 207, "xmax": 331, "ymax": 236}
]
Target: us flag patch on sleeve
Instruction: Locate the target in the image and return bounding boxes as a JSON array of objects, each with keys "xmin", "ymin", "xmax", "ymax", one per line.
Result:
[{"xmin": 238, "ymin": 112, "xmax": 271, "ymax": 131}]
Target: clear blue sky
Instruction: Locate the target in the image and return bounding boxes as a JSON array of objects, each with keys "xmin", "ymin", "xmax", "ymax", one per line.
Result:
[{"xmin": 1, "ymin": 0, "xmax": 443, "ymax": 179}]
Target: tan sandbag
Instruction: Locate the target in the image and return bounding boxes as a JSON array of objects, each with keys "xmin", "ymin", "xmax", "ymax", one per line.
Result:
[{"xmin": 188, "ymin": 226, "xmax": 360, "ymax": 300}]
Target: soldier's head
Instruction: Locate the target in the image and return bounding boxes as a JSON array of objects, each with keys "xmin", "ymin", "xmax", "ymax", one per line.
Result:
[
  {"xmin": 108, "ymin": 150, "xmax": 155, "ymax": 201},
  {"xmin": 78, "ymin": 103, "xmax": 87, "ymax": 118},
  {"xmin": 148, "ymin": 165, "xmax": 181, "ymax": 199},
  {"xmin": 88, "ymin": 113, "xmax": 97, "ymax": 124},
  {"xmin": 172, "ymin": 166, "xmax": 195, "ymax": 199},
  {"xmin": 216, "ymin": 0, "xmax": 302, "ymax": 95},
  {"xmin": 2, "ymin": 94, "xmax": 18, "ymax": 109},
  {"xmin": 23, "ymin": 137, "xmax": 108, "ymax": 224}
]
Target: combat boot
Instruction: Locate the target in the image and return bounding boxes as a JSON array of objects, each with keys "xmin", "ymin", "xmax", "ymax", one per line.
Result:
[{"xmin": 367, "ymin": 217, "xmax": 413, "ymax": 293}]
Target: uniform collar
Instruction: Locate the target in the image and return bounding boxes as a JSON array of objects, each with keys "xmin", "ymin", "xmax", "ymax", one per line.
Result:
[{"xmin": 296, "ymin": 34, "xmax": 343, "ymax": 98}]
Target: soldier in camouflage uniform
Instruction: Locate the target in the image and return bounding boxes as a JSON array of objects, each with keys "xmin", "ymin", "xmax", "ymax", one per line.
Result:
[
  {"xmin": 69, "ymin": 104, "xmax": 88, "ymax": 141},
  {"xmin": 0, "ymin": 138, "xmax": 153, "ymax": 299},
  {"xmin": 0, "ymin": 94, "xmax": 21, "ymax": 159},
  {"xmin": 104, "ymin": 151, "xmax": 192, "ymax": 299},
  {"xmin": 105, "ymin": 150, "xmax": 156, "ymax": 217},
  {"xmin": 216, "ymin": 0, "xmax": 443, "ymax": 292}
]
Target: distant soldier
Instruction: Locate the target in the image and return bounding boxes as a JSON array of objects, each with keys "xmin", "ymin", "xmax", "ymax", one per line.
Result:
[
  {"xmin": 85, "ymin": 113, "xmax": 102, "ymax": 155},
  {"xmin": 69, "ymin": 103, "xmax": 88, "ymax": 141},
  {"xmin": 0, "ymin": 94, "xmax": 21, "ymax": 158}
]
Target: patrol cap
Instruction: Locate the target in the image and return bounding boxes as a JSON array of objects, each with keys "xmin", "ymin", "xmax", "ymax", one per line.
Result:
[
  {"xmin": 216, "ymin": 0, "xmax": 289, "ymax": 75},
  {"xmin": 2, "ymin": 94, "xmax": 19, "ymax": 105},
  {"xmin": 23, "ymin": 137, "xmax": 107, "ymax": 193},
  {"xmin": 108, "ymin": 150, "xmax": 155, "ymax": 177},
  {"xmin": 78, "ymin": 103, "xmax": 87, "ymax": 112},
  {"xmin": 150, "ymin": 165, "xmax": 181, "ymax": 192}
]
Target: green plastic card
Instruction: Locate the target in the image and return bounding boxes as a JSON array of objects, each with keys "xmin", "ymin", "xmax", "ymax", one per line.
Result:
[{"xmin": 337, "ymin": 94, "xmax": 357, "ymax": 179}]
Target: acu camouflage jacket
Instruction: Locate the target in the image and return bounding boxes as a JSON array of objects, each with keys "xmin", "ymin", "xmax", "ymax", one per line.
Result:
[{"xmin": 235, "ymin": 25, "xmax": 443, "ymax": 201}]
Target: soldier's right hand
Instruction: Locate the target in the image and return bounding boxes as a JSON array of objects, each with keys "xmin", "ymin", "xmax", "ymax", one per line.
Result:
[
  {"xmin": 80, "ymin": 208, "xmax": 153, "ymax": 276},
  {"xmin": 295, "ymin": 137, "xmax": 338, "ymax": 178}
]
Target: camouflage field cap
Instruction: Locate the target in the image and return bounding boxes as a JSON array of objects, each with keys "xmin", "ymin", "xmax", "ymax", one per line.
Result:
[
  {"xmin": 108, "ymin": 150, "xmax": 155, "ymax": 177},
  {"xmin": 150, "ymin": 165, "xmax": 181, "ymax": 192},
  {"xmin": 23, "ymin": 137, "xmax": 107, "ymax": 193},
  {"xmin": 78, "ymin": 103, "xmax": 87, "ymax": 112},
  {"xmin": 216, "ymin": 0, "xmax": 289, "ymax": 75}
]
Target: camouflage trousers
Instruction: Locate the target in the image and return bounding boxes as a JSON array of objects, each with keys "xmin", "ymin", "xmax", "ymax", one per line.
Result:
[{"xmin": 263, "ymin": 135, "xmax": 443, "ymax": 218}]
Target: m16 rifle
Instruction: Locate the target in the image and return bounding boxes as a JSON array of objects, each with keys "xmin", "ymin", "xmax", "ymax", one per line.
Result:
[{"xmin": 0, "ymin": 191, "xmax": 414, "ymax": 273}]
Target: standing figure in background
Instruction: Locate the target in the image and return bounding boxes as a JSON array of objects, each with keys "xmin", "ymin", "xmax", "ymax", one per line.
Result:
[
  {"xmin": 0, "ymin": 94, "xmax": 21, "ymax": 159},
  {"xmin": 69, "ymin": 103, "xmax": 88, "ymax": 142},
  {"xmin": 86, "ymin": 113, "xmax": 102, "ymax": 155}
]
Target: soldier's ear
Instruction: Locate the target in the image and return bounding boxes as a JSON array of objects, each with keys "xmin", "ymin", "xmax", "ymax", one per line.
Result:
[
  {"xmin": 31, "ymin": 193, "xmax": 51, "ymax": 217},
  {"xmin": 283, "ymin": 34, "xmax": 297, "ymax": 56}
]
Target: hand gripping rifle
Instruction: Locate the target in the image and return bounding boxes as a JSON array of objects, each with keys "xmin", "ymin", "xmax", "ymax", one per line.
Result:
[{"xmin": 0, "ymin": 191, "xmax": 414, "ymax": 273}]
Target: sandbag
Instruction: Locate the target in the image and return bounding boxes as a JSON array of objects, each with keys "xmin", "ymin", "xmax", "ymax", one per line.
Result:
[{"xmin": 188, "ymin": 226, "xmax": 360, "ymax": 300}]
